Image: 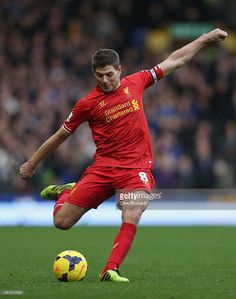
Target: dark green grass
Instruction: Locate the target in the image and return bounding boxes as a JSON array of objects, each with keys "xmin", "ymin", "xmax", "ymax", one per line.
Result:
[{"xmin": 0, "ymin": 226, "xmax": 236, "ymax": 299}]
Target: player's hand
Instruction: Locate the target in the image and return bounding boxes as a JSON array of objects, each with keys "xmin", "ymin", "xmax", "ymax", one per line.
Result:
[
  {"xmin": 19, "ymin": 161, "xmax": 36, "ymax": 179},
  {"xmin": 203, "ymin": 28, "xmax": 228, "ymax": 43}
]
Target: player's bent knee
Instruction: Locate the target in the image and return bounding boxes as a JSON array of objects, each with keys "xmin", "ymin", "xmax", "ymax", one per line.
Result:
[
  {"xmin": 122, "ymin": 209, "xmax": 144, "ymax": 225},
  {"xmin": 54, "ymin": 216, "xmax": 73, "ymax": 230}
]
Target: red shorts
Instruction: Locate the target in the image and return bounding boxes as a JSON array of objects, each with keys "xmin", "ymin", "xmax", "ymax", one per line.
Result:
[{"xmin": 65, "ymin": 165, "xmax": 155, "ymax": 209}]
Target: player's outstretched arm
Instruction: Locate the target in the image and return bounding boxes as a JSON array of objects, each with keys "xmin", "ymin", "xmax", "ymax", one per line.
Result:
[
  {"xmin": 159, "ymin": 28, "xmax": 228, "ymax": 76},
  {"xmin": 19, "ymin": 127, "xmax": 70, "ymax": 179}
]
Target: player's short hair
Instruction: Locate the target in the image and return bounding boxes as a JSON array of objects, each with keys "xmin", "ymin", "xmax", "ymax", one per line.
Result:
[{"xmin": 91, "ymin": 49, "xmax": 120, "ymax": 71}]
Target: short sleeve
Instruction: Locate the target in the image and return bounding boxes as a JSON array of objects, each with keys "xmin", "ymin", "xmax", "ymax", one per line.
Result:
[
  {"xmin": 129, "ymin": 65, "xmax": 164, "ymax": 92},
  {"xmin": 62, "ymin": 99, "xmax": 90, "ymax": 134}
]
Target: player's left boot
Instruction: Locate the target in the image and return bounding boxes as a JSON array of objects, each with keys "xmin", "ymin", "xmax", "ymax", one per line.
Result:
[
  {"xmin": 99, "ymin": 270, "xmax": 129, "ymax": 282},
  {"xmin": 40, "ymin": 182, "xmax": 76, "ymax": 201}
]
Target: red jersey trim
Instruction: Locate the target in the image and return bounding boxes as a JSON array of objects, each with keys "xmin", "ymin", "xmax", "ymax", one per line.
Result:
[
  {"xmin": 62, "ymin": 124, "xmax": 72, "ymax": 134},
  {"xmin": 154, "ymin": 65, "xmax": 163, "ymax": 79}
]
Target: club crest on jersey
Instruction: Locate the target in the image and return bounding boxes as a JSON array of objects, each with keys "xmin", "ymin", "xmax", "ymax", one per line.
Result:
[{"xmin": 123, "ymin": 87, "xmax": 131, "ymax": 98}]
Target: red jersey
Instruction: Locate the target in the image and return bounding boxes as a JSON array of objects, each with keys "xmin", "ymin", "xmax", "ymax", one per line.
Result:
[{"xmin": 63, "ymin": 66, "xmax": 163, "ymax": 169}]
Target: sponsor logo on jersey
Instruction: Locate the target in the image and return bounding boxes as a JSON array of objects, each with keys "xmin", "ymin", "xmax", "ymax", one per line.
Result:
[
  {"xmin": 104, "ymin": 99, "xmax": 140, "ymax": 123},
  {"xmin": 99, "ymin": 100, "xmax": 106, "ymax": 108},
  {"xmin": 132, "ymin": 99, "xmax": 140, "ymax": 110}
]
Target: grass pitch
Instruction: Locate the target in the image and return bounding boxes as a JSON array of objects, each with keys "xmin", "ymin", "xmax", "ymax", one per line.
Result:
[{"xmin": 1, "ymin": 226, "xmax": 236, "ymax": 299}]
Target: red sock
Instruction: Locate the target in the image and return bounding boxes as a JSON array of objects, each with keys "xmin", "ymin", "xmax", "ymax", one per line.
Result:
[
  {"xmin": 53, "ymin": 190, "xmax": 70, "ymax": 216},
  {"xmin": 102, "ymin": 222, "xmax": 137, "ymax": 274}
]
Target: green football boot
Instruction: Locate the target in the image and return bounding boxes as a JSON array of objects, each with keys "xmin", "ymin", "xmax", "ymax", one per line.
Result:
[
  {"xmin": 99, "ymin": 270, "xmax": 129, "ymax": 282},
  {"xmin": 40, "ymin": 182, "xmax": 76, "ymax": 201}
]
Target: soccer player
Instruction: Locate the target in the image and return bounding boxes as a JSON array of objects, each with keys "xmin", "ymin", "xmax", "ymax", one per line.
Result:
[{"xmin": 19, "ymin": 28, "xmax": 227, "ymax": 282}]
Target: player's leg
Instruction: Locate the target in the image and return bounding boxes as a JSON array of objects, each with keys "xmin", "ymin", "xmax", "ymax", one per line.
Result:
[
  {"xmin": 41, "ymin": 166, "xmax": 116, "ymax": 231},
  {"xmin": 40, "ymin": 182, "xmax": 90, "ymax": 230},
  {"xmin": 61, "ymin": 175, "xmax": 114, "ymax": 231},
  {"xmin": 54, "ymin": 202, "xmax": 90, "ymax": 230},
  {"xmin": 121, "ymin": 190, "xmax": 150, "ymax": 225},
  {"xmin": 99, "ymin": 190, "xmax": 150, "ymax": 282},
  {"xmin": 99, "ymin": 168, "xmax": 154, "ymax": 282}
]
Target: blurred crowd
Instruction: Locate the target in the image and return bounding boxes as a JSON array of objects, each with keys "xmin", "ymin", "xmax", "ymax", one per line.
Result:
[{"xmin": 0, "ymin": 0, "xmax": 236, "ymax": 194}]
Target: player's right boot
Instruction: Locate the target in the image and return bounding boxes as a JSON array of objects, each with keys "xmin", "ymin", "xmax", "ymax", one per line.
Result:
[
  {"xmin": 99, "ymin": 270, "xmax": 129, "ymax": 282},
  {"xmin": 40, "ymin": 182, "xmax": 76, "ymax": 201}
]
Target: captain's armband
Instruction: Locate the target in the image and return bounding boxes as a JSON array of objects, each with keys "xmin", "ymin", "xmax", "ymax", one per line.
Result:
[{"xmin": 148, "ymin": 65, "xmax": 163, "ymax": 83}]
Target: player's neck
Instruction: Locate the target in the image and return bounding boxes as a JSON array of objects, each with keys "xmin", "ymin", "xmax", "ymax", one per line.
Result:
[{"xmin": 101, "ymin": 81, "xmax": 121, "ymax": 93}]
